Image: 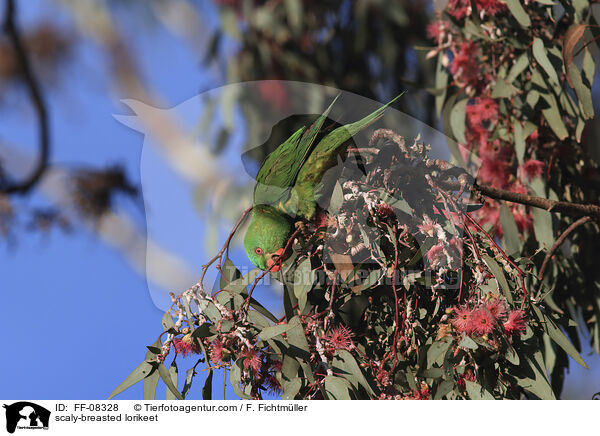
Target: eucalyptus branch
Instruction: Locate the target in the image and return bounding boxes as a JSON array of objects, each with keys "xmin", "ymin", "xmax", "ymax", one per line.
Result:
[
  {"xmin": 442, "ymin": 180, "xmax": 600, "ymax": 220},
  {"xmin": 537, "ymin": 216, "xmax": 592, "ymax": 286},
  {"xmin": 1, "ymin": 0, "xmax": 50, "ymax": 195}
]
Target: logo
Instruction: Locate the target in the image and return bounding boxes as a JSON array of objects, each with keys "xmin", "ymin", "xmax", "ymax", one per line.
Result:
[{"xmin": 3, "ymin": 402, "xmax": 50, "ymax": 433}]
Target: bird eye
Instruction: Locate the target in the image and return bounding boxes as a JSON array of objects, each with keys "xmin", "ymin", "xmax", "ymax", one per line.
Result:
[{"xmin": 255, "ymin": 247, "xmax": 262, "ymax": 255}]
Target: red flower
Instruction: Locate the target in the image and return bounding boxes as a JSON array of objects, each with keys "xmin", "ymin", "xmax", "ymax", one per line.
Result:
[
  {"xmin": 476, "ymin": 0, "xmax": 506, "ymax": 15},
  {"xmin": 426, "ymin": 21, "xmax": 446, "ymax": 41},
  {"xmin": 258, "ymin": 81, "xmax": 289, "ymax": 112},
  {"xmin": 503, "ymin": 310, "xmax": 527, "ymax": 335},
  {"xmin": 327, "ymin": 325, "xmax": 354, "ymax": 351},
  {"xmin": 478, "ymin": 156, "xmax": 509, "ymax": 188},
  {"xmin": 450, "ymin": 41, "xmax": 481, "ymax": 87},
  {"xmin": 426, "ymin": 242, "xmax": 445, "ymax": 267},
  {"xmin": 377, "ymin": 203, "xmax": 395, "ymax": 220},
  {"xmin": 522, "ymin": 159, "xmax": 545, "ymax": 181},
  {"xmin": 470, "ymin": 306, "xmax": 495, "ymax": 336},
  {"xmin": 264, "ymin": 375, "xmax": 282, "ymax": 395},
  {"xmin": 512, "ymin": 207, "xmax": 533, "ymax": 232},
  {"xmin": 447, "ymin": 0, "xmax": 471, "ymax": 19},
  {"xmin": 242, "ymin": 348, "xmax": 263, "ymax": 373},
  {"xmin": 452, "ymin": 304, "xmax": 473, "ymax": 334},
  {"xmin": 418, "ymin": 217, "xmax": 440, "ymax": 237},
  {"xmin": 173, "ymin": 333, "xmax": 200, "ymax": 357},
  {"xmin": 485, "ymin": 299, "xmax": 507, "ymax": 320},
  {"xmin": 466, "ymin": 97, "xmax": 498, "ymax": 127},
  {"xmin": 209, "ymin": 339, "xmax": 230, "ymax": 364}
]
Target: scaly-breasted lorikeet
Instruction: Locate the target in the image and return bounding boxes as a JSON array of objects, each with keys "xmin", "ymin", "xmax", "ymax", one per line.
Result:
[{"xmin": 244, "ymin": 95, "xmax": 400, "ymax": 271}]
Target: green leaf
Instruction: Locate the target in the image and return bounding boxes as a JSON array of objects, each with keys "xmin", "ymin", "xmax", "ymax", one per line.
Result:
[
  {"xmin": 202, "ymin": 369, "xmax": 213, "ymax": 400},
  {"xmin": 110, "ymin": 339, "xmax": 160, "ymax": 399},
  {"xmin": 191, "ymin": 323, "xmax": 215, "ymax": 338},
  {"xmin": 458, "ymin": 333, "xmax": 478, "ymax": 350},
  {"xmin": 260, "ymin": 323, "xmax": 294, "ymax": 341},
  {"xmin": 158, "ymin": 363, "xmax": 184, "ymax": 400},
  {"xmin": 142, "ymin": 365, "xmax": 159, "ymax": 400},
  {"xmin": 515, "ymin": 349, "xmax": 555, "ymax": 399},
  {"xmin": 329, "ymin": 182, "xmax": 344, "ymax": 213},
  {"xmin": 166, "ymin": 361, "xmax": 179, "ymax": 400},
  {"xmin": 532, "ymin": 305, "xmax": 588, "ymax": 369},
  {"xmin": 506, "ymin": 346, "xmax": 520, "ymax": 365},
  {"xmin": 532, "ymin": 38, "xmax": 559, "ymax": 84},
  {"xmin": 465, "ymin": 380, "xmax": 495, "ymax": 400},
  {"xmin": 427, "ymin": 339, "xmax": 452, "ymax": 368},
  {"xmin": 567, "ymin": 61, "xmax": 594, "ymax": 120},
  {"xmin": 161, "ymin": 311, "xmax": 175, "ymax": 332},
  {"xmin": 491, "ymin": 78, "xmax": 519, "ymax": 98},
  {"xmin": 482, "ymin": 254, "xmax": 513, "ymax": 305},
  {"xmin": 324, "ymin": 375, "xmax": 352, "ymax": 400},
  {"xmin": 450, "ymin": 99, "xmax": 468, "ymax": 144},
  {"xmin": 507, "ymin": 53, "xmax": 529, "ymax": 83},
  {"xmin": 435, "ymin": 52, "xmax": 448, "ymax": 116},
  {"xmin": 505, "ymin": 0, "xmax": 531, "ymax": 27},
  {"xmin": 499, "ymin": 204, "xmax": 521, "ymax": 256},
  {"xmin": 182, "ymin": 368, "xmax": 195, "ymax": 399},
  {"xmin": 583, "ymin": 48, "xmax": 595, "ymax": 85},
  {"xmin": 231, "ymin": 359, "xmax": 253, "ymax": 399},
  {"xmin": 540, "ymin": 93, "xmax": 569, "ymax": 140},
  {"xmin": 286, "ymin": 316, "xmax": 315, "ymax": 383},
  {"xmin": 531, "ymin": 207, "xmax": 554, "ymax": 249},
  {"xmin": 292, "ymin": 258, "xmax": 314, "ymax": 312},
  {"xmin": 284, "ymin": 0, "xmax": 303, "ymax": 34},
  {"xmin": 434, "ymin": 380, "xmax": 455, "ymax": 400},
  {"xmin": 282, "ymin": 378, "xmax": 302, "ymax": 400},
  {"xmin": 220, "ymin": 258, "xmax": 242, "ymax": 288},
  {"xmin": 332, "ymin": 350, "xmax": 375, "ymax": 397},
  {"xmin": 513, "ymin": 120, "xmax": 525, "ymax": 165}
]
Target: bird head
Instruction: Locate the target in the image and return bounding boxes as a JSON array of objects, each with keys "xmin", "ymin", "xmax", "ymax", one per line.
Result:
[{"xmin": 244, "ymin": 205, "xmax": 292, "ymax": 271}]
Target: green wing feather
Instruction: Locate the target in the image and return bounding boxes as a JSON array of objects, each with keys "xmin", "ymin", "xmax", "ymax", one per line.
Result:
[
  {"xmin": 294, "ymin": 93, "xmax": 403, "ymax": 220},
  {"xmin": 253, "ymin": 95, "xmax": 339, "ymax": 210}
]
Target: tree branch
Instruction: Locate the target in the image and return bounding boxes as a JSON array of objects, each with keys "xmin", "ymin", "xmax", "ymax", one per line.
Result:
[
  {"xmin": 538, "ymin": 216, "xmax": 592, "ymax": 283},
  {"xmin": 441, "ymin": 180, "xmax": 600, "ymax": 220},
  {"xmin": 475, "ymin": 183, "xmax": 600, "ymax": 220},
  {"xmin": 1, "ymin": 0, "xmax": 50, "ymax": 195}
]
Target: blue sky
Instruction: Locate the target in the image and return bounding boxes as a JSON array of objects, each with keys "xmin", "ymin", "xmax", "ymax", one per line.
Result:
[{"xmin": 1, "ymin": 0, "xmax": 598, "ymax": 401}]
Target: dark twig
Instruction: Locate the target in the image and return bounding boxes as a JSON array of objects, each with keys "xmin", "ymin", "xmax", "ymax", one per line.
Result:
[
  {"xmin": 537, "ymin": 216, "xmax": 592, "ymax": 290},
  {"xmin": 1, "ymin": 0, "xmax": 50, "ymax": 195},
  {"xmin": 443, "ymin": 180, "xmax": 600, "ymax": 220}
]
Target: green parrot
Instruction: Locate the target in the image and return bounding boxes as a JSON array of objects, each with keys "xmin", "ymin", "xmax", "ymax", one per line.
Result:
[{"xmin": 244, "ymin": 95, "xmax": 401, "ymax": 271}]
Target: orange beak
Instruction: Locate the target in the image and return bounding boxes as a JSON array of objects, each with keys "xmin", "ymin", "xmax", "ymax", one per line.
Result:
[{"xmin": 266, "ymin": 248, "xmax": 285, "ymax": 272}]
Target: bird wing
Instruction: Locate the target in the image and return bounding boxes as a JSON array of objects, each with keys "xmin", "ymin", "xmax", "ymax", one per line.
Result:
[
  {"xmin": 253, "ymin": 95, "xmax": 339, "ymax": 211},
  {"xmin": 294, "ymin": 93, "xmax": 403, "ymax": 220}
]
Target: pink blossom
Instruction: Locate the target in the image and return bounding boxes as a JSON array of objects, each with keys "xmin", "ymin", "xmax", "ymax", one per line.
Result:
[
  {"xmin": 476, "ymin": 0, "xmax": 506, "ymax": 15},
  {"xmin": 522, "ymin": 159, "xmax": 545, "ymax": 181},
  {"xmin": 450, "ymin": 41, "xmax": 481, "ymax": 87},
  {"xmin": 327, "ymin": 325, "xmax": 354, "ymax": 351},
  {"xmin": 426, "ymin": 242, "xmax": 445, "ymax": 266},
  {"xmin": 242, "ymin": 348, "xmax": 263, "ymax": 373},
  {"xmin": 258, "ymin": 81, "xmax": 289, "ymax": 112},
  {"xmin": 478, "ymin": 156, "xmax": 509, "ymax": 188},
  {"xmin": 503, "ymin": 310, "xmax": 527, "ymax": 335},
  {"xmin": 452, "ymin": 304, "xmax": 473, "ymax": 334},
  {"xmin": 485, "ymin": 299, "xmax": 507, "ymax": 320},
  {"xmin": 466, "ymin": 97, "xmax": 498, "ymax": 126},
  {"xmin": 264, "ymin": 375, "xmax": 282, "ymax": 395},
  {"xmin": 209, "ymin": 339, "xmax": 229, "ymax": 364},
  {"xmin": 470, "ymin": 306, "xmax": 495, "ymax": 336},
  {"xmin": 173, "ymin": 333, "xmax": 200, "ymax": 357}
]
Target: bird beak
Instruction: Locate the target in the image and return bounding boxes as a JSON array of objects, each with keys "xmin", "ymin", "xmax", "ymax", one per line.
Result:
[{"xmin": 266, "ymin": 248, "xmax": 285, "ymax": 272}]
